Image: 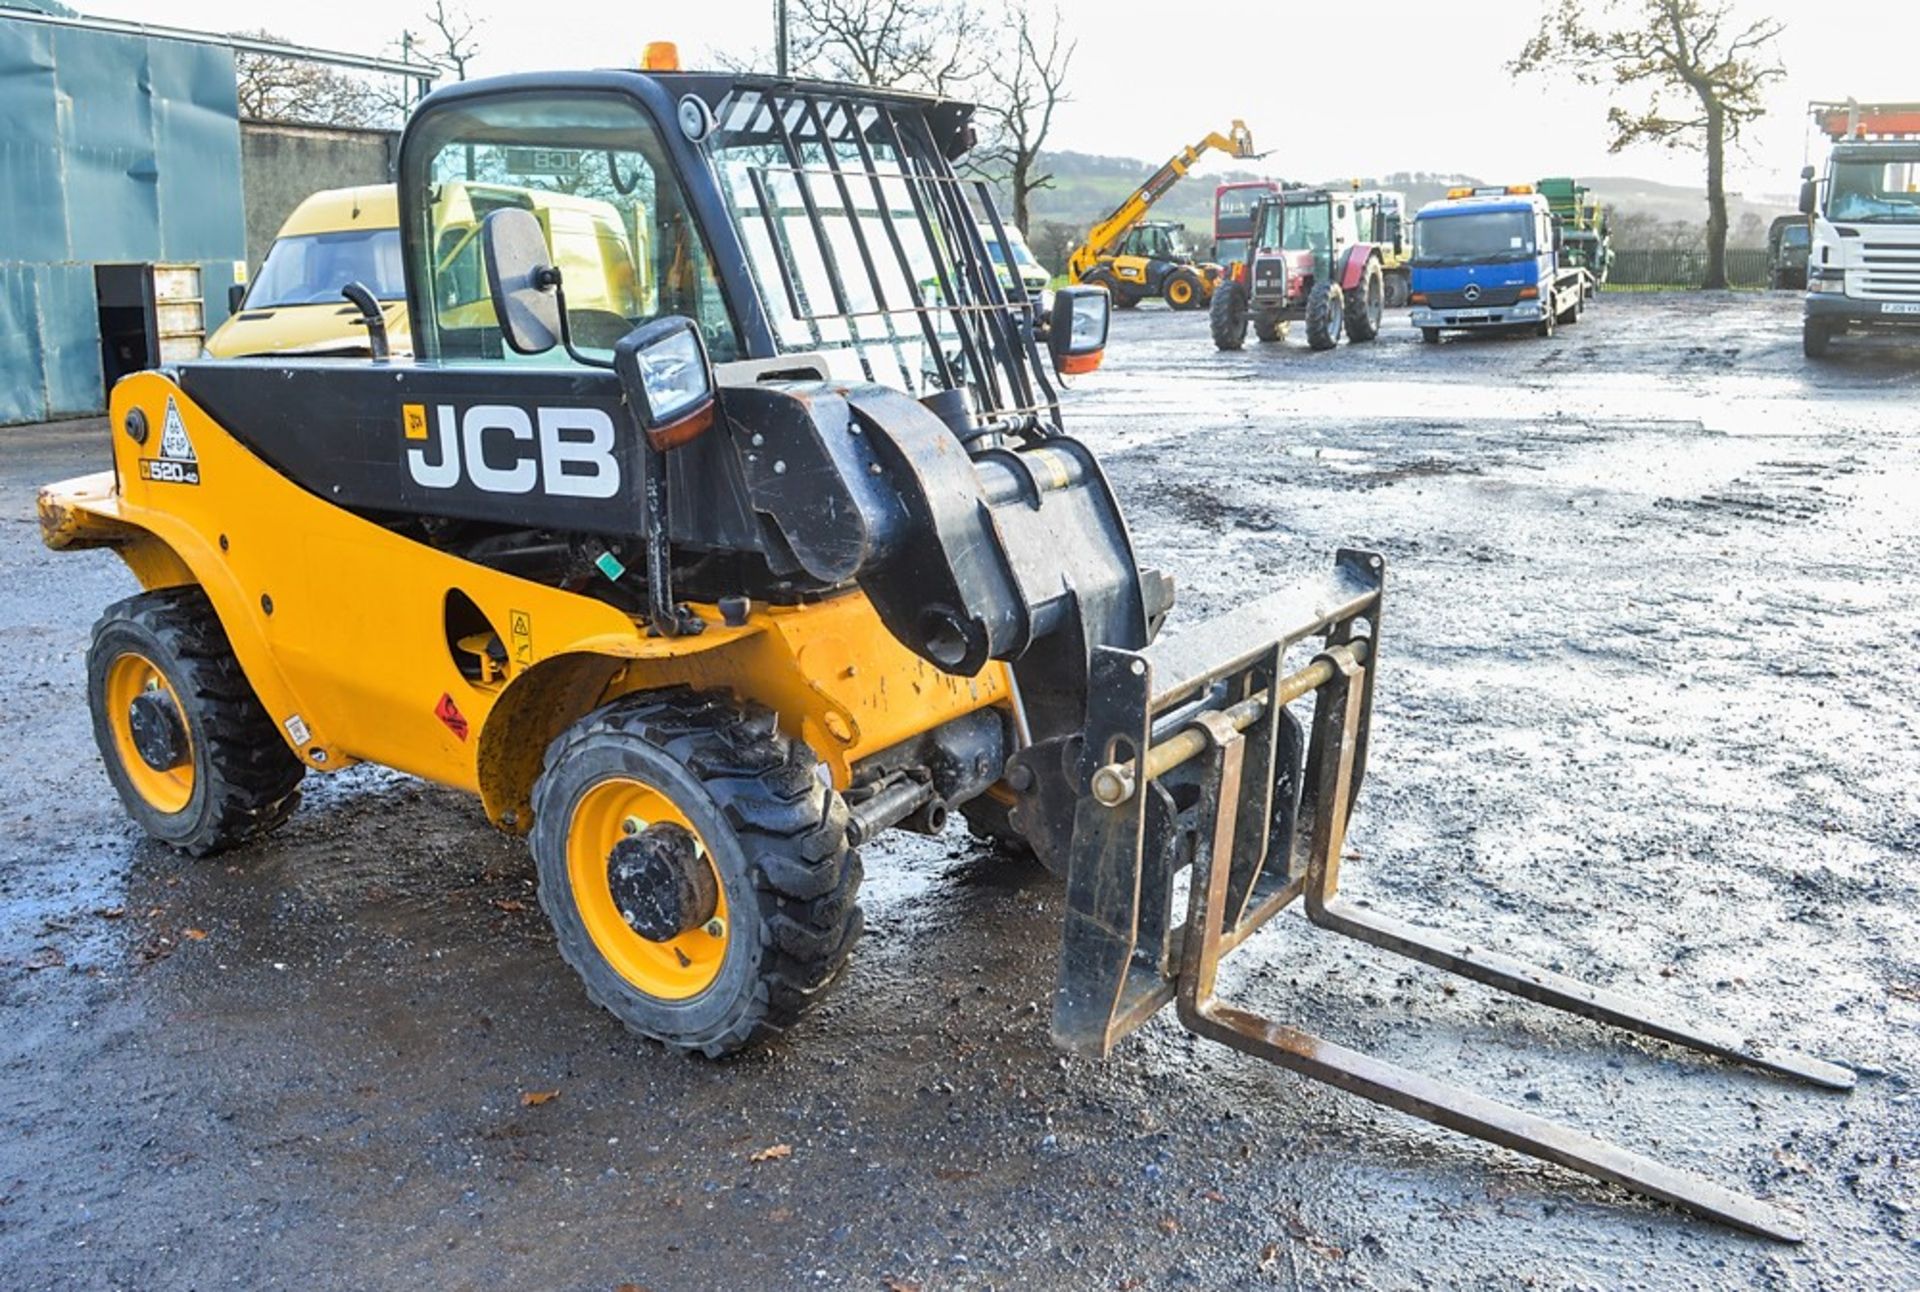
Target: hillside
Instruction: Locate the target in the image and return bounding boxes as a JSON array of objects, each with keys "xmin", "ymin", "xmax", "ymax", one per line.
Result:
[{"xmin": 1014, "ymin": 152, "xmax": 1796, "ymax": 255}]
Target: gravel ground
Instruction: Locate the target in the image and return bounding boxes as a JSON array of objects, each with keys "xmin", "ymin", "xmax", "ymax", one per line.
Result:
[{"xmin": 2, "ymin": 292, "xmax": 1916, "ymax": 1290}]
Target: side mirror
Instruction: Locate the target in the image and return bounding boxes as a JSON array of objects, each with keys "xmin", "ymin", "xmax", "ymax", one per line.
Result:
[
  {"xmin": 1798, "ymin": 180, "xmax": 1817, "ymax": 217},
  {"xmin": 1048, "ymin": 286, "xmax": 1110, "ymax": 376},
  {"xmin": 613, "ymin": 316, "xmax": 716, "ymax": 451},
  {"xmin": 227, "ymin": 282, "xmax": 246, "ymax": 313},
  {"xmin": 481, "ymin": 207, "xmax": 563, "ymax": 355}
]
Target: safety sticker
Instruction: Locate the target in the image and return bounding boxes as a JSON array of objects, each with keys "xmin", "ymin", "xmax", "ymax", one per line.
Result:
[
  {"xmin": 159, "ymin": 397, "xmax": 195, "ymax": 461},
  {"xmin": 139, "ymin": 396, "xmax": 201, "ymax": 484},
  {"xmin": 434, "ymin": 692, "xmax": 470, "ymax": 741},
  {"xmin": 284, "ymin": 713, "xmax": 312, "ymax": 746},
  {"xmin": 509, "ymin": 610, "xmax": 534, "ymax": 669},
  {"xmin": 402, "ymin": 403, "xmax": 429, "ymax": 441}
]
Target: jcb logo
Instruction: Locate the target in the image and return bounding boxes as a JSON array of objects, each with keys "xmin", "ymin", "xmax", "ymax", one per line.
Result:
[{"xmin": 405, "ymin": 403, "xmax": 619, "ymax": 499}]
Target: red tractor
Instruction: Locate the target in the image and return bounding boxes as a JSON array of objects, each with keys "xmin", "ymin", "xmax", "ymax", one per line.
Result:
[{"xmin": 1209, "ymin": 187, "xmax": 1386, "ymax": 351}]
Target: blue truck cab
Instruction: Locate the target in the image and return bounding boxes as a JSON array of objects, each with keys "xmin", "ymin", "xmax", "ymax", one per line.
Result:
[{"xmin": 1408, "ymin": 185, "xmax": 1593, "ymax": 342}]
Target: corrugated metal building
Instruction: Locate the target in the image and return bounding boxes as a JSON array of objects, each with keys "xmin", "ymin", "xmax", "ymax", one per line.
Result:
[{"xmin": 0, "ymin": 3, "xmax": 247, "ymax": 425}]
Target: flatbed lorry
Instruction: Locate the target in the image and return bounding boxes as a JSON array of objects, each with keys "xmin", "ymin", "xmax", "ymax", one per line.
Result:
[{"xmin": 1408, "ymin": 185, "xmax": 1590, "ymax": 342}]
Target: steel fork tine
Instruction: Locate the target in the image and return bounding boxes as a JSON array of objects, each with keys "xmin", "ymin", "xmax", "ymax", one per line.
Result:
[{"xmin": 1305, "ymin": 900, "xmax": 1856, "ymax": 1090}]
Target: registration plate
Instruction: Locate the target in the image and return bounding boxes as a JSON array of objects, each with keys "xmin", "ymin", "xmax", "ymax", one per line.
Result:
[
  {"xmin": 1451, "ymin": 313, "xmax": 1490, "ymax": 324},
  {"xmin": 1882, "ymin": 302, "xmax": 1920, "ymax": 315}
]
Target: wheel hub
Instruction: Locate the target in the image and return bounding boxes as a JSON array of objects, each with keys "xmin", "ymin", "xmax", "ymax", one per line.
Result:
[
  {"xmin": 127, "ymin": 687, "xmax": 189, "ymax": 772},
  {"xmin": 607, "ymin": 822, "xmax": 719, "ymax": 943}
]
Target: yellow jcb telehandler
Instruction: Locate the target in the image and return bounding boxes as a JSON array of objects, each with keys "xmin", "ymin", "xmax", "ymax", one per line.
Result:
[
  {"xmin": 41, "ymin": 62, "xmax": 1849, "ymax": 1240},
  {"xmin": 1068, "ymin": 121, "xmax": 1257, "ymax": 310}
]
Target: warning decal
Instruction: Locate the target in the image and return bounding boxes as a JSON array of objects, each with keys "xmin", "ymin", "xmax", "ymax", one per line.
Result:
[
  {"xmin": 159, "ymin": 397, "xmax": 196, "ymax": 461},
  {"xmin": 139, "ymin": 396, "xmax": 201, "ymax": 485},
  {"xmin": 434, "ymin": 692, "xmax": 470, "ymax": 741}
]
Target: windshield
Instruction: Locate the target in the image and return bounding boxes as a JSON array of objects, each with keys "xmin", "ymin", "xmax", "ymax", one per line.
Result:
[
  {"xmin": 403, "ymin": 90, "xmax": 738, "ymax": 364},
  {"xmin": 1215, "ymin": 186, "xmax": 1267, "ymax": 239},
  {"xmin": 1412, "ymin": 210, "xmax": 1537, "ymax": 265},
  {"xmin": 982, "ymin": 228, "xmax": 1039, "ymax": 269},
  {"xmin": 246, "ymin": 229, "xmax": 405, "ymax": 308},
  {"xmin": 1782, "ymin": 226, "xmax": 1810, "ymax": 247},
  {"xmin": 1827, "ymin": 157, "xmax": 1920, "ymax": 224}
]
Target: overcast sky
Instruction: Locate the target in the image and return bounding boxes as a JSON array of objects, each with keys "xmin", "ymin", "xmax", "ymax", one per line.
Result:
[{"xmin": 79, "ymin": 0, "xmax": 1920, "ymax": 198}]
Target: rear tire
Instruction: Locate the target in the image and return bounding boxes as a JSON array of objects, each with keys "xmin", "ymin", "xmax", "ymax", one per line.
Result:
[
  {"xmin": 1209, "ymin": 280, "xmax": 1249, "ymax": 350},
  {"xmin": 530, "ymin": 690, "xmax": 861, "ymax": 1057},
  {"xmin": 87, "ymin": 587, "xmax": 305, "ymax": 857},
  {"xmin": 1306, "ymin": 281, "xmax": 1344, "ymax": 350},
  {"xmin": 1345, "ymin": 259, "xmax": 1385, "ymax": 341},
  {"xmin": 1803, "ymin": 319, "xmax": 1832, "ymax": 357},
  {"xmin": 1383, "ymin": 270, "xmax": 1410, "ymax": 309}
]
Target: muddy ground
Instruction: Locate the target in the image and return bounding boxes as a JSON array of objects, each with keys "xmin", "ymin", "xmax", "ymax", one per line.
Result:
[{"xmin": 2, "ymin": 292, "xmax": 1916, "ymax": 1290}]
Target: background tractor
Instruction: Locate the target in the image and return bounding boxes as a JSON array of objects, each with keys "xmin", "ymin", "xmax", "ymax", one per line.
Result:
[
  {"xmin": 1210, "ymin": 187, "xmax": 1388, "ymax": 350},
  {"xmin": 1352, "ymin": 187, "xmax": 1412, "ymax": 306},
  {"xmin": 1069, "ymin": 120, "xmax": 1257, "ymax": 310},
  {"xmin": 40, "ymin": 60, "xmax": 1850, "ymax": 1242}
]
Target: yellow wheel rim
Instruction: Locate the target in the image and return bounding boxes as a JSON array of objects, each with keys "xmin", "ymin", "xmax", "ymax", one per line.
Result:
[
  {"xmin": 567, "ymin": 777, "xmax": 729, "ymax": 1001},
  {"xmin": 105, "ymin": 651, "xmax": 195, "ymax": 815},
  {"xmin": 1170, "ymin": 279, "xmax": 1193, "ymax": 305}
]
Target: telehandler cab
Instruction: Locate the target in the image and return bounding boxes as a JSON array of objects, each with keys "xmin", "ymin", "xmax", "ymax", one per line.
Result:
[{"xmin": 41, "ymin": 65, "xmax": 1849, "ymax": 1241}]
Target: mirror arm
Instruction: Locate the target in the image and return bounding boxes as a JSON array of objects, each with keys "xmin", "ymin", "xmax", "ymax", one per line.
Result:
[{"xmin": 540, "ymin": 272, "xmax": 616, "ymax": 372}]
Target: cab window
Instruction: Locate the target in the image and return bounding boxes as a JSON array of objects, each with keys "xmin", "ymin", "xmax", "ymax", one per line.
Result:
[{"xmin": 404, "ymin": 91, "xmax": 738, "ymax": 364}]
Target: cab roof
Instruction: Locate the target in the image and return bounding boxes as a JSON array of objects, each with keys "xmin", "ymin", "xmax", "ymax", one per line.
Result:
[
  {"xmin": 276, "ymin": 185, "xmax": 399, "ymax": 238},
  {"xmin": 1415, "ymin": 193, "xmax": 1544, "ymax": 219}
]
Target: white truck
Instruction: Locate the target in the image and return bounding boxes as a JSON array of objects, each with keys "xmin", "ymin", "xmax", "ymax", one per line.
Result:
[{"xmin": 1799, "ymin": 100, "xmax": 1920, "ymax": 357}]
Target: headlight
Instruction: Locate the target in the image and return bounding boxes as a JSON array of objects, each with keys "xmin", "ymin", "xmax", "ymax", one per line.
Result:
[{"xmin": 612, "ymin": 316, "xmax": 716, "ymax": 450}]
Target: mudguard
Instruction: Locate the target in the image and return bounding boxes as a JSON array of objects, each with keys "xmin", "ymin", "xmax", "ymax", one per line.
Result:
[{"xmin": 1338, "ymin": 244, "xmax": 1378, "ymax": 292}]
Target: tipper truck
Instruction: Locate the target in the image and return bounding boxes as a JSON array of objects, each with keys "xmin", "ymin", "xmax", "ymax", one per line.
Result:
[
  {"xmin": 1799, "ymin": 100, "xmax": 1920, "ymax": 356},
  {"xmin": 1408, "ymin": 185, "xmax": 1591, "ymax": 342}
]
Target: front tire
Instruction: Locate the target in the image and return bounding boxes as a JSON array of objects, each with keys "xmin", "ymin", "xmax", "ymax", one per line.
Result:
[
  {"xmin": 1384, "ymin": 270, "xmax": 1410, "ymax": 309},
  {"xmin": 1803, "ymin": 319, "xmax": 1832, "ymax": 358},
  {"xmin": 87, "ymin": 588, "xmax": 305, "ymax": 856},
  {"xmin": 1345, "ymin": 259, "xmax": 1385, "ymax": 341},
  {"xmin": 1164, "ymin": 270, "xmax": 1203, "ymax": 311},
  {"xmin": 1536, "ymin": 306, "xmax": 1556, "ymax": 338},
  {"xmin": 1420, "ymin": 327, "xmax": 1440, "ymax": 344},
  {"xmin": 530, "ymin": 690, "xmax": 861, "ymax": 1057},
  {"xmin": 1306, "ymin": 281, "xmax": 1345, "ymax": 350},
  {"xmin": 1209, "ymin": 280, "xmax": 1249, "ymax": 350}
]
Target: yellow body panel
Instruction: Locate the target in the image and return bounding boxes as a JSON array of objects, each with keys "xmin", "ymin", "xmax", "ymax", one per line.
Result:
[{"xmin": 42, "ymin": 372, "xmax": 1012, "ymax": 828}]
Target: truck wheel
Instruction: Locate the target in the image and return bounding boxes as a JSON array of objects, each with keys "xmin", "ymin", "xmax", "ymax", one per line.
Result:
[
  {"xmin": 1384, "ymin": 271, "xmax": 1410, "ymax": 309},
  {"xmin": 1209, "ymin": 280, "xmax": 1249, "ymax": 350},
  {"xmin": 1253, "ymin": 309, "xmax": 1288, "ymax": 343},
  {"xmin": 1164, "ymin": 270, "xmax": 1203, "ymax": 311},
  {"xmin": 1344, "ymin": 259, "xmax": 1385, "ymax": 341},
  {"xmin": 1420, "ymin": 327, "xmax": 1440, "ymax": 344},
  {"xmin": 1536, "ymin": 307, "xmax": 1556, "ymax": 338},
  {"xmin": 1306, "ymin": 281, "xmax": 1345, "ymax": 350},
  {"xmin": 1803, "ymin": 320, "xmax": 1832, "ymax": 358},
  {"xmin": 87, "ymin": 587, "xmax": 305, "ymax": 856},
  {"xmin": 530, "ymin": 690, "xmax": 861, "ymax": 1057}
]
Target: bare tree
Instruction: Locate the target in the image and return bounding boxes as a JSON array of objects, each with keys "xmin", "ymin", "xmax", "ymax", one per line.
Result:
[
  {"xmin": 790, "ymin": 0, "xmax": 986, "ymax": 96},
  {"xmin": 408, "ymin": 0, "xmax": 483, "ymax": 82},
  {"xmin": 233, "ymin": 30, "xmax": 391, "ymax": 128},
  {"xmin": 1512, "ymin": 0, "xmax": 1784, "ymax": 289},
  {"xmin": 971, "ymin": 4, "xmax": 1075, "ymax": 232}
]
